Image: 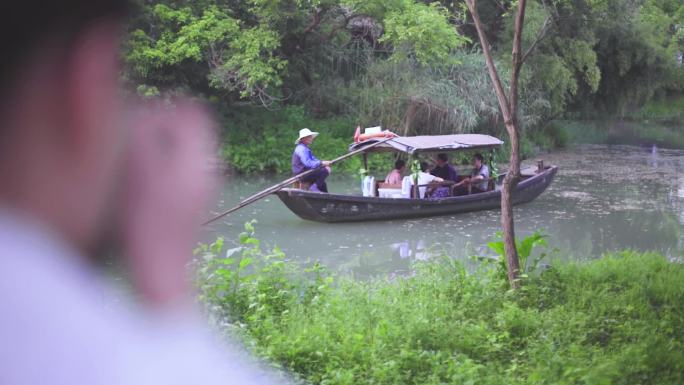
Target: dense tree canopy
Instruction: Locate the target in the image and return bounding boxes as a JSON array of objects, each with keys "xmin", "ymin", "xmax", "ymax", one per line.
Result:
[
  {"xmin": 123, "ymin": 0, "xmax": 684, "ymax": 171},
  {"xmin": 125, "ymin": 0, "xmax": 467, "ymax": 104}
]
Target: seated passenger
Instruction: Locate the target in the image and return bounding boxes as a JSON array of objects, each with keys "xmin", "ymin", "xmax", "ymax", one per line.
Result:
[
  {"xmin": 414, "ymin": 161, "xmax": 444, "ymax": 198},
  {"xmin": 469, "ymin": 153, "xmax": 490, "ymax": 193},
  {"xmin": 384, "ymin": 159, "xmax": 406, "ymax": 185},
  {"xmin": 453, "ymin": 153, "xmax": 490, "ymax": 195},
  {"xmin": 430, "ymin": 153, "xmax": 458, "ymax": 198},
  {"xmin": 430, "ymin": 153, "xmax": 458, "ymax": 181}
]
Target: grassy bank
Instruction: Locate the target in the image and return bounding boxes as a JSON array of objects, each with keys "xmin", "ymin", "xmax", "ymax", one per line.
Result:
[
  {"xmin": 555, "ymin": 94, "xmax": 684, "ymax": 149},
  {"xmin": 554, "ymin": 119, "xmax": 684, "ymax": 149},
  {"xmin": 218, "ymin": 105, "xmax": 566, "ymax": 175},
  {"xmin": 220, "ymin": 105, "xmax": 403, "ymax": 175},
  {"xmin": 218, "ymin": 95, "xmax": 683, "ymax": 175},
  {"xmin": 195, "ymin": 226, "xmax": 684, "ymax": 385},
  {"xmin": 625, "ymin": 95, "xmax": 684, "ymax": 124}
]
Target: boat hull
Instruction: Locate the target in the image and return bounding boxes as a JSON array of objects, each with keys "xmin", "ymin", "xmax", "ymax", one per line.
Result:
[{"xmin": 275, "ymin": 166, "xmax": 558, "ymax": 223}]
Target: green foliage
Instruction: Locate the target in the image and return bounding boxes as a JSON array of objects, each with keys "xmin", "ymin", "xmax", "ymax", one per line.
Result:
[
  {"xmin": 125, "ymin": 3, "xmax": 285, "ymax": 98},
  {"xmin": 211, "ymin": 25, "xmax": 287, "ymax": 97},
  {"xmin": 195, "ymin": 220, "xmax": 333, "ymax": 328},
  {"xmin": 380, "ymin": 1, "xmax": 469, "ymax": 65},
  {"xmin": 196, "ymin": 226, "xmax": 684, "ymax": 385},
  {"xmin": 124, "ymin": 0, "xmax": 472, "ymax": 103},
  {"xmin": 221, "ymin": 105, "xmax": 366, "ymax": 173},
  {"xmin": 122, "ymin": 0, "xmax": 684, "ymax": 168},
  {"xmin": 552, "ymin": 114, "xmax": 684, "ymax": 149},
  {"xmin": 409, "ymin": 159, "xmax": 420, "ymax": 183},
  {"xmin": 487, "ymin": 231, "xmax": 550, "ymax": 283},
  {"xmin": 626, "ymin": 94, "xmax": 684, "ymax": 123},
  {"xmin": 497, "ymin": 0, "xmax": 683, "ymax": 119},
  {"xmin": 324, "ymin": 51, "xmax": 504, "ymax": 135},
  {"xmin": 549, "ymin": 119, "xmax": 611, "ymax": 145}
]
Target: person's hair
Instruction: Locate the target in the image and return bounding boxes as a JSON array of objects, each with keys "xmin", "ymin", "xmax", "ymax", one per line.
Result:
[
  {"xmin": 1, "ymin": 1, "xmax": 130, "ymax": 97},
  {"xmin": 474, "ymin": 153, "xmax": 484, "ymax": 162},
  {"xmin": 437, "ymin": 153, "xmax": 448, "ymax": 163},
  {"xmin": 394, "ymin": 159, "xmax": 406, "ymax": 170},
  {"xmin": 420, "ymin": 161, "xmax": 429, "ymax": 172}
]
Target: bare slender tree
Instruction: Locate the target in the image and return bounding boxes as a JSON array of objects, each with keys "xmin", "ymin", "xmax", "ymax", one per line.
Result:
[{"xmin": 464, "ymin": 0, "xmax": 527, "ymax": 288}]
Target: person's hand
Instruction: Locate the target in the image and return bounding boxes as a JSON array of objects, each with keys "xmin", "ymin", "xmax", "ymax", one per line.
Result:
[
  {"xmin": 322, "ymin": 160, "xmax": 332, "ymax": 167},
  {"xmin": 120, "ymin": 100, "xmax": 217, "ymax": 308}
]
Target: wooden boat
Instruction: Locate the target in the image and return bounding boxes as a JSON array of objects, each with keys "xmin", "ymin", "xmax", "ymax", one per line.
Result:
[{"xmin": 276, "ymin": 134, "xmax": 558, "ymax": 223}]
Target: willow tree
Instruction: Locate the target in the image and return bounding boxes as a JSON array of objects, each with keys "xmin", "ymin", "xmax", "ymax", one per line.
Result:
[{"xmin": 464, "ymin": 0, "xmax": 529, "ymax": 288}]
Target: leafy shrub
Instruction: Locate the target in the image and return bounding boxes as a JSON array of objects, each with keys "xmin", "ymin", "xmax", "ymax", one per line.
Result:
[
  {"xmin": 487, "ymin": 230, "xmax": 550, "ymax": 284},
  {"xmin": 196, "ymin": 225, "xmax": 684, "ymax": 385}
]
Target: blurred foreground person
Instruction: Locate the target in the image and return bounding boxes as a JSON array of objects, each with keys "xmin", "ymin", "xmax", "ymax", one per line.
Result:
[{"xmin": 0, "ymin": 2, "xmax": 279, "ymax": 384}]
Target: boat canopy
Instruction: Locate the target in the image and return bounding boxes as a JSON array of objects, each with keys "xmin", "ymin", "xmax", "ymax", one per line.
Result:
[{"xmin": 348, "ymin": 134, "xmax": 504, "ymax": 154}]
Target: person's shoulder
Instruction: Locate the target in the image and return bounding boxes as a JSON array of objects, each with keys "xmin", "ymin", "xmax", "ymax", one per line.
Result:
[{"xmin": 294, "ymin": 143, "xmax": 307, "ymax": 152}]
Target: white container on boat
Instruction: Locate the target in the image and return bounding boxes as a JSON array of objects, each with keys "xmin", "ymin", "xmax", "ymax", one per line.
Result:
[
  {"xmin": 362, "ymin": 176, "xmax": 376, "ymax": 197},
  {"xmin": 401, "ymin": 176, "xmax": 413, "ymax": 198},
  {"xmin": 378, "ymin": 188, "xmax": 403, "ymax": 198}
]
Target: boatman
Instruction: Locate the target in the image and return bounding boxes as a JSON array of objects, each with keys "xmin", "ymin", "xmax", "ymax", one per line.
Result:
[{"xmin": 292, "ymin": 128, "xmax": 332, "ymax": 192}]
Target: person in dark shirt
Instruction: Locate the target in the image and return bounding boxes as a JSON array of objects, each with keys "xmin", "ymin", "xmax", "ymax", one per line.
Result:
[
  {"xmin": 430, "ymin": 153, "xmax": 458, "ymax": 181},
  {"xmin": 429, "ymin": 153, "xmax": 458, "ymax": 198}
]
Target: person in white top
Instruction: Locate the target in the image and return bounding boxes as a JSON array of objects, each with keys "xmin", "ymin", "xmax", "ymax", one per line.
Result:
[
  {"xmin": 0, "ymin": 2, "xmax": 282, "ymax": 384},
  {"xmin": 413, "ymin": 162, "xmax": 444, "ymax": 198}
]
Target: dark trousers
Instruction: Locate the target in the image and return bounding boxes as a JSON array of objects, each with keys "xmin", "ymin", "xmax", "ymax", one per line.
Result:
[{"xmin": 300, "ymin": 167, "xmax": 329, "ymax": 192}]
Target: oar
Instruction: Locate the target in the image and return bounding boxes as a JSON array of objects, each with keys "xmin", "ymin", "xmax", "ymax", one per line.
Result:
[{"xmin": 202, "ymin": 136, "xmax": 395, "ymax": 225}]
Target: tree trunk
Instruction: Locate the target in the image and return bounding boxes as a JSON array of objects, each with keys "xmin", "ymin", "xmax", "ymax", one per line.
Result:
[
  {"xmin": 465, "ymin": 0, "xmax": 526, "ymax": 289},
  {"xmin": 501, "ymin": 124, "xmax": 521, "ymax": 288}
]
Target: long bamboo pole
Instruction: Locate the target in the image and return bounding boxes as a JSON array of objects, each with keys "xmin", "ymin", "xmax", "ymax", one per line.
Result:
[{"xmin": 202, "ymin": 136, "xmax": 395, "ymax": 225}]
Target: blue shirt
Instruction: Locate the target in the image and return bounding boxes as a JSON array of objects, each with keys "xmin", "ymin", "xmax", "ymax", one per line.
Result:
[{"xmin": 292, "ymin": 143, "xmax": 321, "ymax": 174}]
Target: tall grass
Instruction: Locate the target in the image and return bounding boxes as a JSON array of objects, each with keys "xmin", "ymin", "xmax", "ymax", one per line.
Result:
[{"xmin": 195, "ymin": 225, "xmax": 684, "ymax": 385}]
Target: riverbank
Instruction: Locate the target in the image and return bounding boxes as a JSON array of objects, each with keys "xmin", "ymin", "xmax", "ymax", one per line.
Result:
[
  {"xmin": 196, "ymin": 229, "xmax": 684, "ymax": 385},
  {"xmin": 554, "ymin": 95, "xmax": 684, "ymax": 149},
  {"xmin": 219, "ymin": 94, "xmax": 684, "ymax": 175}
]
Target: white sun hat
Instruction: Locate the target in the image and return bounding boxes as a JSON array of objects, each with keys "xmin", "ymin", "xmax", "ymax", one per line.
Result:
[{"xmin": 295, "ymin": 128, "xmax": 319, "ymax": 144}]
